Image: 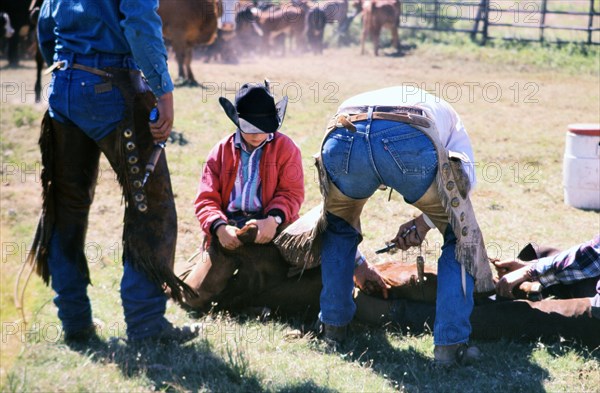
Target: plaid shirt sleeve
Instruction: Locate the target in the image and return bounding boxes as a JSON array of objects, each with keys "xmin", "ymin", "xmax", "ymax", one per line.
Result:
[{"xmin": 528, "ymin": 235, "xmax": 600, "ymax": 288}]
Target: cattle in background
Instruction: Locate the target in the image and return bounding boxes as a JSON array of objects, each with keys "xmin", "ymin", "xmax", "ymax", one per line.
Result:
[
  {"xmin": 231, "ymin": 3, "xmax": 264, "ymax": 58},
  {"xmin": 319, "ymin": 0, "xmax": 357, "ymax": 45},
  {"xmin": 0, "ymin": 12, "xmax": 15, "ymax": 62},
  {"xmin": 1, "ymin": 12, "xmax": 15, "ymax": 40},
  {"xmin": 305, "ymin": 5, "xmax": 327, "ymax": 54},
  {"xmin": 255, "ymin": 2, "xmax": 308, "ymax": 55},
  {"xmin": 29, "ymin": 0, "xmax": 44, "ymax": 103},
  {"xmin": 159, "ymin": 0, "xmax": 220, "ymax": 86},
  {"xmin": 1, "ymin": 0, "xmax": 31, "ymax": 67},
  {"xmin": 358, "ymin": 0, "xmax": 400, "ymax": 56}
]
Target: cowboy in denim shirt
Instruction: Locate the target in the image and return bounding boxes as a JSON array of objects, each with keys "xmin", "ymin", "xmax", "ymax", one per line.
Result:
[{"xmin": 31, "ymin": 0, "xmax": 196, "ymax": 344}]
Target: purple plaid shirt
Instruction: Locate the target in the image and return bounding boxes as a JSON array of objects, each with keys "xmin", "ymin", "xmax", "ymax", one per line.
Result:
[{"xmin": 529, "ymin": 235, "xmax": 600, "ymax": 291}]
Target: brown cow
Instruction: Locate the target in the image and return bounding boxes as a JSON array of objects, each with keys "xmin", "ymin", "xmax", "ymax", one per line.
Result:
[
  {"xmin": 159, "ymin": 0, "xmax": 220, "ymax": 86},
  {"xmin": 255, "ymin": 2, "xmax": 308, "ymax": 55},
  {"xmin": 358, "ymin": 0, "xmax": 400, "ymax": 56}
]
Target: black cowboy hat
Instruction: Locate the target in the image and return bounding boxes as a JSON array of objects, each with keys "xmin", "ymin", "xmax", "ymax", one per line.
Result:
[{"xmin": 219, "ymin": 81, "xmax": 288, "ymax": 134}]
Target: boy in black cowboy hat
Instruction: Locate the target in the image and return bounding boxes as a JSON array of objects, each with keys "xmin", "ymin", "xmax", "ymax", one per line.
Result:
[{"xmin": 177, "ymin": 81, "xmax": 305, "ymax": 309}]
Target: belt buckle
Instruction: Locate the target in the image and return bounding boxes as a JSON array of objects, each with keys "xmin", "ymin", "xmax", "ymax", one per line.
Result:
[
  {"xmin": 335, "ymin": 113, "xmax": 349, "ymax": 128},
  {"xmin": 58, "ymin": 59, "xmax": 69, "ymax": 71},
  {"xmin": 43, "ymin": 59, "xmax": 70, "ymax": 76}
]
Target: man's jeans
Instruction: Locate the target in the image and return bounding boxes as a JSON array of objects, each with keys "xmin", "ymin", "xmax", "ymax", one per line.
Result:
[
  {"xmin": 320, "ymin": 119, "xmax": 474, "ymax": 346},
  {"xmin": 47, "ymin": 52, "xmax": 169, "ymax": 340}
]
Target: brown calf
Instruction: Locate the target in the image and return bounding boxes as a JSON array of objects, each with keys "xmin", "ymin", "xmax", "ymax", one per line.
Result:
[
  {"xmin": 255, "ymin": 2, "xmax": 308, "ymax": 55},
  {"xmin": 177, "ymin": 223, "xmax": 599, "ymax": 347},
  {"xmin": 359, "ymin": 0, "xmax": 400, "ymax": 56}
]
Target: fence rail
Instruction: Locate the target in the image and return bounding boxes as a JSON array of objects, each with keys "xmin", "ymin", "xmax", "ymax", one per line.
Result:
[{"xmin": 399, "ymin": 0, "xmax": 600, "ymax": 45}]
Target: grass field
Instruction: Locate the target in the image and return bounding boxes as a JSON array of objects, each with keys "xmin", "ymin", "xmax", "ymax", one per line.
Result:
[{"xmin": 1, "ymin": 30, "xmax": 599, "ymax": 392}]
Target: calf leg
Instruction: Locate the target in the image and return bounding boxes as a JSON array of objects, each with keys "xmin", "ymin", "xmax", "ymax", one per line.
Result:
[
  {"xmin": 184, "ymin": 47, "xmax": 197, "ymax": 85},
  {"xmin": 174, "ymin": 47, "xmax": 186, "ymax": 81},
  {"xmin": 371, "ymin": 25, "xmax": 381, "ymax": 56},
  {"xmin": 390, "ymin": 24, "xmax": 400, "ymax": 52},
  {"xmin": 178, "ymin": 250, "xmax": 236, "ymax": 310},
  {"xmin": 360, "ymin": 19, "xmax": 368, "ymax": 55}
]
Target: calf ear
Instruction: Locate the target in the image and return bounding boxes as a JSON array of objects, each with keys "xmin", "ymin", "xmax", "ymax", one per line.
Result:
[
  {"xmin": 236, "ymin": 224, "xmax": 258, "ymax": 244},
  {"xmin": 517, "ymin": 243, "xmax": 561, "ymax": 261},
  {"xmin": 517, "ymin": 243, "xmax": 538, "ymax": 261}
]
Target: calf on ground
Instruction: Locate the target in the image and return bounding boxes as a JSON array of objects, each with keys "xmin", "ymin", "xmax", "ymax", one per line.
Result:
[{"xmin": 176, "ymin": 218, "xmax": 600, "ymax": 348}]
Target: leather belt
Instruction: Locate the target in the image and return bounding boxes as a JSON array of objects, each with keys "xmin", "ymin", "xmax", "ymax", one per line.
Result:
[
  {"xmin": 328, "ymin": 109, "xmax": 430, "ymax": 133},
  {"xmin": 44, "ymin": 60, "xmax": 113, "ymax": 78},
  {"xmin": 338, "ymin": 105, "xmax": 425, "ymax": 117}
]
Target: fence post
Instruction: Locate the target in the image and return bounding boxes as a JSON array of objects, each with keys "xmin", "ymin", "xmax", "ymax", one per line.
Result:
[
  {"xmin": 540, "ymin": 0, "xmax": 547, "ymax": 43},
  {"xmin": 588, "ymin": 0, "xmax": 595, "ymax": 45},
  {"xmin": 482, "ymin": 0, "xmax": 489, "ymax": 45},
  {"xmin": 471, "ymin": 0, "xmax": 483, "ymax": 41},
  {"xmin": 433, "ymin": 0, "xmax": 440, "ymax": 31}
]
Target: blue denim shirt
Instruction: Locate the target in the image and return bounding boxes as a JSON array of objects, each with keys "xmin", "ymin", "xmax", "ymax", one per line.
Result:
[{"xmin": 38, "ymin": 0, "xmax": 173, "ymax": 97}]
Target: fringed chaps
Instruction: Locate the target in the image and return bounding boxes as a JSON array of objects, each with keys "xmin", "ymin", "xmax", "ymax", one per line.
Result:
[
  {"xmin": 407, "ymin": 115, "xmax": 494, "ymax": 293},
  {"xmin": 27, "ymin": 112, "xmax": 56, "ymax": 284},
  {"xmin": 274, "ymin": 150, "xmax": 370, "ymax": 275},
  {"xmin": 27, "ymin": 68, "xmax": 194, "ymax": 302}
]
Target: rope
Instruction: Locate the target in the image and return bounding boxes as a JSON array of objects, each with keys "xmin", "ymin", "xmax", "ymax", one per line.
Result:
[{"xmin": 14, "ymin": 260, "xmax": 35, "ymax": 326}]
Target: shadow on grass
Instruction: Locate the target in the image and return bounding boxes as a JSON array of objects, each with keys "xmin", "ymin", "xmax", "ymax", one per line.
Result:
[
  {"xmin": 67, "ymin": 337, "xmax": 265, "ymax": 392},
  {"xmin": 277, "ymin": 381, "xmax": 338, "ymax": 393},
  {"xmin": 333, "ymin": 326, "xmax": 556, "ymax": 393}
]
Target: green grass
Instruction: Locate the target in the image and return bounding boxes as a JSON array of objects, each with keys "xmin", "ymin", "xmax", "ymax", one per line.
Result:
[{"xmin": 1, "ymin": 28, "xmax": 600, "ymax": 392}]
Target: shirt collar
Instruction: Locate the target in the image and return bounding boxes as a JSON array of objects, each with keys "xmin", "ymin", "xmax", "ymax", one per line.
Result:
[{"xmin": 233, "ymin": 129, "xmax": 274, "ymax": 153}]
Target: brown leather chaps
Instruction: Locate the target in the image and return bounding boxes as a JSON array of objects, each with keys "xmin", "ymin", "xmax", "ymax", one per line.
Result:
[{"xmin": 28, "ymin": 69, "xmax": 191, "ymax": 301}]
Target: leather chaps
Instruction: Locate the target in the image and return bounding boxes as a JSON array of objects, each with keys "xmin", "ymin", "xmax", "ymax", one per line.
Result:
[{"xmin": 28, "ymin": 68, "xmax": 192, "ymax": 301}]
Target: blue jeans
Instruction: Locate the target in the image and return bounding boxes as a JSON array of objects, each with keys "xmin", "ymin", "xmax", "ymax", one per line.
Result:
[
  {"xmin": 48, "ymin": 233, "xmax": 169, "ymax": 339},
  {"xmin": 47, "ymin": 52, "xmax": 169, "ymax": 340},
  {"xmin": 319, "ymin": 118, "xmax": 474, "ymax": 345},
  {"xmin": 48, "ymin": 51, "xmax": 135, "ymax": 141}
]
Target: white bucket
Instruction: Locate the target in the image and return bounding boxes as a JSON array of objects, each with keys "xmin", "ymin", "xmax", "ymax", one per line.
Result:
[{"xmin": 563, "ymin": 123, "xmax": 600, "ymax": 210}]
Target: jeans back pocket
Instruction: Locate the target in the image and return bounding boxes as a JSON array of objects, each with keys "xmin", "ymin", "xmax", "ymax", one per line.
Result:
[
  {"xmin": 322, "ymin": 133, "xmax": 354, "ymax": 177},
  {"xmin": 381, "ymin": 131, "xmax": 437, "ymax": 175}
]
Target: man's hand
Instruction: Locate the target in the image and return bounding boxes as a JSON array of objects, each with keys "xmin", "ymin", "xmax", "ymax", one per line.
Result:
[
  {"xmin": 495, "ymin": 265, "xmax": 531, "ymax": 299},
  {"xmin": 354, "ymin": 260, "xmax": 391, "ymax": 299},
  {"xmin": 150, "ymin": 91, "xmax": 174, "ymax": 142},
  {"xmin": 492, "ymin": 259, "xmax": 530, "ymax": 279},
  {"xmin": 392, "ymin": 215, "xmax": 431, "ymax": 251},
  {"xmin": 247, "ymin": 217, "xmax": 278, "ymax": 244},
  {"xmin": 216, "ymin": 224, "xmax": 242, "ymax": 250}
]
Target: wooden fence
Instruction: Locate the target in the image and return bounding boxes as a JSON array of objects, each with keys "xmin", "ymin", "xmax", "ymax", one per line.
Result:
[{"xmin": 400, "ymin": 0, "xmax": 600, "ymax": 45}]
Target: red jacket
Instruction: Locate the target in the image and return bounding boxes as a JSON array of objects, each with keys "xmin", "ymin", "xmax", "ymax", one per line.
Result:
[{"xmin": 195, "ymin": 131, "xmax": 305, "ymax": 237}]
